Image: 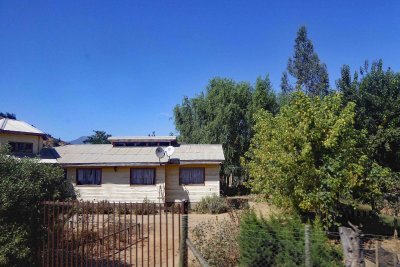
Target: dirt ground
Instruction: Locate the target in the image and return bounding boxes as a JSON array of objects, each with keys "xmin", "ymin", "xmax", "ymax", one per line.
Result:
[
  {"xmin": 57, "ymin": 202, "xmax": 272, "ymax": 267},
  {"xmin": 56, "ymin": 201, "xmax": 400, "ymax": 266}
]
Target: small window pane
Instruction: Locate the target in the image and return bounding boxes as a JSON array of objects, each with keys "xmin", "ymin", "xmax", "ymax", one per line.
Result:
[
  {"xmin": 77, "ymin": 169, "xmax": 101, "ymax": 185},
  {"xmin": 131, "ymin": 168, "xmax": 156, "ymax": 185},
  {"xmin": 180, "ymin": 168, "xmax": 204, "ymax": 185}
]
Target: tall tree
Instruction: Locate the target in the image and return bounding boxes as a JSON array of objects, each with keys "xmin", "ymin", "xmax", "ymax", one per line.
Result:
[
  {"xmin": 250, "ymin": 75, "xmax": 278, "ymax": 116},
  {"xmin": 337, "ymin": 60, "xmax": 400, "ymax": 172},
  {"xmin": 286, "ymin": 26, "xmax": 330, "ymax": 97},
  {"xmin": 280, "ymin": 71, "xmax": 293, "ymax": 95},
  {"xmin": 243, "ymin": 92, "xmax": 391, "ymax": 224},
  {"xmin": 174, "ymin": 78, "xmax": 253, "ymax": 177},
  {"xmin": 83, "ymin": 130, "xmax": 111, "ymax": 144}
]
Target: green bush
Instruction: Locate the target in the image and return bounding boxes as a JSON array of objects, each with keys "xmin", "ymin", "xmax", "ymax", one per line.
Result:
[
  {"xmin": 132, "ymin": 197, "xmax": 158, "ymax": 215},
  {"xmin": 0, "ymin": 146, "xmax": 75, "ymax": 267},
  {"xmin": 239, "ymin": 211, "xmax": 342, "ymax": 267},
  {"xmin": 194, "ymin": 194, "xmax": 229, "ymax": 214}
]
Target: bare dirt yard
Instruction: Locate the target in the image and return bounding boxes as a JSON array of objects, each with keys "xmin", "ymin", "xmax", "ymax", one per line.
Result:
[{"xmin": 66, "ymin": 201, "xmax": 273, "ymax": 266}]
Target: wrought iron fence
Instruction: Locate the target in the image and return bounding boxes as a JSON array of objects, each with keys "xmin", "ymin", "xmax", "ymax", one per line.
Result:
[{"xmin": 40, "ymin": 201, "xmax": 184, "ymax": 267}]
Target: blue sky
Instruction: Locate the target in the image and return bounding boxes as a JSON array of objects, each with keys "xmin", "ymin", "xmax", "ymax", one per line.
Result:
[{"xmin": 1, "ymin": 1, "xmax": 399, "ymax": 140}]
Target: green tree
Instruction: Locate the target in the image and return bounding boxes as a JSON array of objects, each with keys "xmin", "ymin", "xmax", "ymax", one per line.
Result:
[
  {"xmin": 243, "ymin": 92, "xmax": 389, "ymax": 223},
  {"xmin": 337, "ymin": 60, "xmax": 400, "ymax": 172},
  {"xmin": 286, "ymin": 26, "xmax": 330, "ymax": 97},
  {"xmin": 0, "ymin": 146, "xmax": 75, "ymax": 266},
  {"xmin": 84, "ymin": 130, "xmax": 111, "ymax": 144},
  {"xmin": 280, "ymin": 71, "xmax": 293, "ymax": 95},
  {"xmin": 250, "ymin": 75, "xmax": 277, "ymax": 115},
  {"xmin": 174, "ymin": 77, "xmax": 279, "ymax": 181},
  {"xmin": 174, "ymin": 78, "xmax": 254, "ymax": 178},
  {"xmin": 0, "ymin": 112, "xmax": 16, "ymax": 119}
]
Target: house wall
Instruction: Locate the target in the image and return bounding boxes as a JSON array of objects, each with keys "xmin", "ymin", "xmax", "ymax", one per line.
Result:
[
  {"xmin": 66, "ymin": 166, "xmax": 165, "ymax": 202},
  {"xmin": 66, "ymin": 164, "xmax": 221, "ymax": 203},
  {"xmin": 165, "ymin": 164, "xmax": 221, "ymax": 203},
  {"xmin": 0, "ymin": 133, "xmax": 43, "ymax": 154}
]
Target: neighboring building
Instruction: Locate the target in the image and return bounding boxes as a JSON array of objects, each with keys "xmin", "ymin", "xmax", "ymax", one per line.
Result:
[
  {"xmin": 0, "ymin": 119, "xmax": 225, "ymax": 203},
  {"xmin": 0, "ymin": 118, "xmax": 46, "ymax": 154}
]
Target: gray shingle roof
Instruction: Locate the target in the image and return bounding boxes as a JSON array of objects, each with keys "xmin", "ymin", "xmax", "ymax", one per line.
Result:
[
  {"xmin": 49, "ymin": 144, "xmax": 224, "ymax": 166},
  {"xmin": 0, "ymin": 118, "xmax": 45, "ymax": 135}
]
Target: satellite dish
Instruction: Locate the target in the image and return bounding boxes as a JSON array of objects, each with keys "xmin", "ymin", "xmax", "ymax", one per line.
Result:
[
  {"xmin": 165, "ymin": 146, "xmax": 175, "ymax": 157},
  {"xmin": 155, "ymin": 147, "xmax": 165, "ymax": 159}
]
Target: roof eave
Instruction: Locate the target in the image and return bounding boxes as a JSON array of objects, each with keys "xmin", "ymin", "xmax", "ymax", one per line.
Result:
[
  {"xmin": 58, "ymin": 160, "xmax": 224, "ymax": 167},
  {"xmin": 0, "ymin": 129, "xmax": 46, "ymax": 137}
]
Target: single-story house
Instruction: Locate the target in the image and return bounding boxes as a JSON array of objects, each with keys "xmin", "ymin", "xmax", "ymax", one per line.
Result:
[{"xmin": 0, "ymin": 118, "xmax": 225, "ymax": 203}]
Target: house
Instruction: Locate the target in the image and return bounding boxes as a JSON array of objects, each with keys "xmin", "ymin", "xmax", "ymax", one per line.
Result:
[
  {"xmin": 0, "ymin": 118, "xmax": 225, "ymax": 203},
  {"xmin": 0, "ymin": 117, "xmax": 46, "ymax": 154}
]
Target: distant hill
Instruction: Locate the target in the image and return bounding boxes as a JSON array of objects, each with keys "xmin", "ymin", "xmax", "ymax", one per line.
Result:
[
  {"xmin": 69, "ymin": 136, "xmax": 88, "ymax": 144},
  {"xmin": 43, "ymin": 134, "xmax": 68, "ymax": 147}
]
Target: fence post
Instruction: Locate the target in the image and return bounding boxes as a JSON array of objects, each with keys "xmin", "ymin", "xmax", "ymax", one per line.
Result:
[
  {"xmin": 305, "ymin": 224, "xmax": 311, "ymax": 267},
  {"xmin": 179, "ymin": 199, "xmax": 189, "ymax": 267},
  {"xmin": 375, "ymin": 240, "xmax": 380, "ymax": 267},
  {"xmin": 339, "ymin": 223, "xmax": 365, "ymax": 267}
]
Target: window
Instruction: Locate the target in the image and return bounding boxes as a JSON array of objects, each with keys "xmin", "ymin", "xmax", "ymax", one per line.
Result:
[
  {"xmin": 76, "ymin": 169, "xmax": 101, "ymax": 185},
  {"xmin": 9, "ymin": 142, "xmax": 33, "ymax": 153},
  {"xmin": 179, "ymin": 168, "xmax": 205, "ymax": 185},
  {"xmin": 130, "ymin": 168, "xmax": 156, "ymax": 185}
]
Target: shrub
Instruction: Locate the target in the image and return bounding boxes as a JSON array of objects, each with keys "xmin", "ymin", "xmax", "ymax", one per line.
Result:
[
  {"xmin": 0, "ymin": 146, "xmax": 76, "ymax": 267},
  {"xmin": 194, "ymin": 194, "xmax": 228, "ymax": 214},
  {"xmin": 226, "ymin": 198, "xmax": 250, "ymax": 210},
  {"xmin": 133, "ymin": 198, "xmax": 158, "ymax": 215},
  {"xmin": 95, "ymin": 200, "xmax": 114, "ymax": 214},
  {"xmin": 239, "ymin": 210, "xmax": 342, "ymax": 267},
  {"xmin": 191, "ymin": 209, "xmax": 241, "ymax": 267}
]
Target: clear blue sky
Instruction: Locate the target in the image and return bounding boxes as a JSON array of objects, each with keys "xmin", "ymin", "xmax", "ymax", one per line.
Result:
[{"xmin": 1, "ymin": 1, "xmax": 399, "ymax": 141}]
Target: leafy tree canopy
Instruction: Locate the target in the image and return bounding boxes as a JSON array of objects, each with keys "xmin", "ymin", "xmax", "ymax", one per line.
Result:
[
  {"xmin": 242, "ymin": 92, "xmax": 391, "ymax": 224},
  {"xmin": 337, "ymin": 60, "xmax": 400, "ymax": 172},
  {"xmin": 83, "ymin": 130, "xmax": 111, "ymax": 144},
  {"xmin": 174, "ymin": 77, "xmax": 277, "ymax": 176},
  {"xmin": 285, "ymin": 26, "xmax": 329, "ymax": 97}
]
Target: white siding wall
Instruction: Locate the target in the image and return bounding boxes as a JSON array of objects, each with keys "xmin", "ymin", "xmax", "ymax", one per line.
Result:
[
  {"xmin": 67, "ymin": 166, "xmax": 165, "ymax": 202},
  {"xmin": 67, "ymin": 164, "xmax": 221, "ymax": 203},
  {"xmin": 165, "ymin": 164, "xmax": 221, "ymax": 203}
]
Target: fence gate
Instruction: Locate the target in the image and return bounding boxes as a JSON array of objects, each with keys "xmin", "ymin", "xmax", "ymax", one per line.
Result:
[{"xmin": 40, "ymin": 201, "xmax": 184, "ymax": 267}]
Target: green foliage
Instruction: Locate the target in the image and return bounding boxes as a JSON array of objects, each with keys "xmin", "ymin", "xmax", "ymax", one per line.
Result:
[
  {"xmin": 243, "ymin": 92, "xmax": 389, "ymax": 224},
  {"xmin": 0, "ymin": 112, "xmax": 16, "ymax": 119},
  {"xmin": 83, "ymin": 130, "xmax": 111, "ymax": 144},
  {"xmin": 280, "ymin": 71, "xmax": 293, "ymax": 95},
  {"xmin": 193, "ymin": 194, "xmax": 228, "ymax": 214},
  {"xmin": 337, "ymin": 60, "xmax": 400, "ymax": 210},
  {"xmin": 0, "ymin": 146, "xmax": 75, "ymax": 267},
  {"xmin": 286, "ymin": 26, "xmax": 329, "ymax": 97},
  {"xmin": 239, "ymin": 211, "xmax": 342, "ymax": 267},
  {"xmin": 174, "ymin": 77, "xmax": 277, "ymax": 178},
  {"xmin": 250, "ymin": 75, "xmax": 278, "ymax": 117},
  {"xmin": 338, "ymin": 60, "xmax": 400, "ymax": 171}
]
